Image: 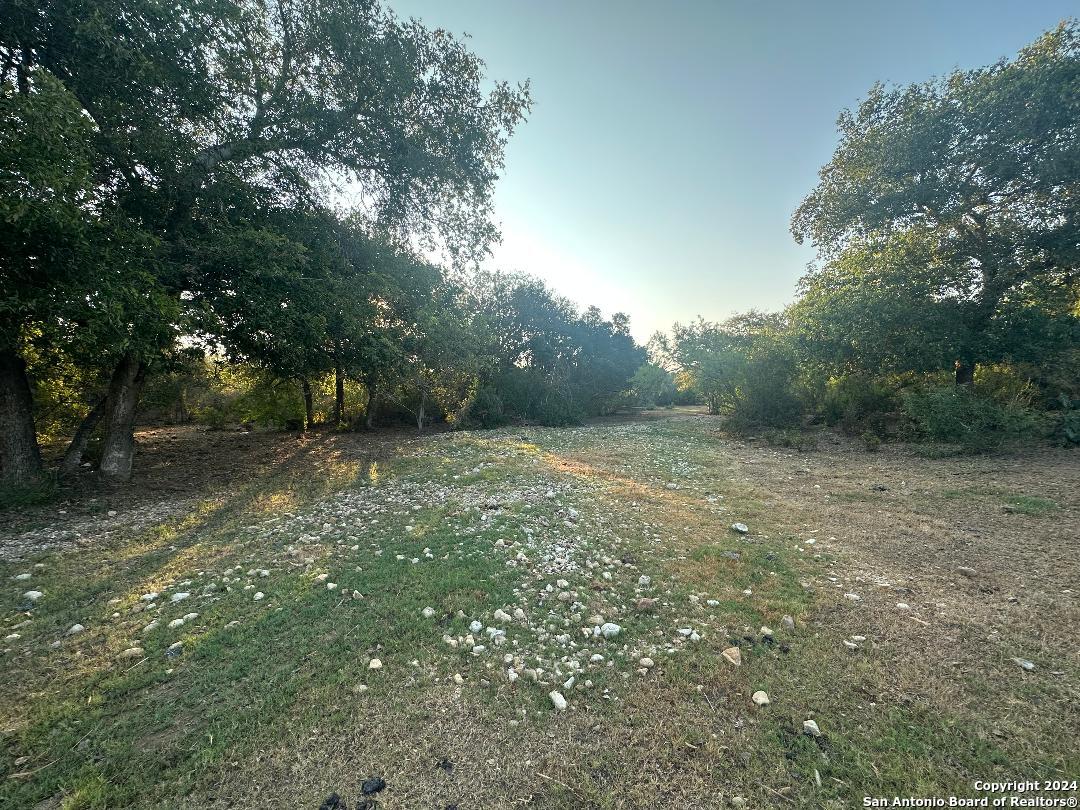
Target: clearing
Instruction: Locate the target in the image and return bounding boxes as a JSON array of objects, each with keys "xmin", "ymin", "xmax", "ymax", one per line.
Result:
[{"xmin": 1, "ymin": 409, "xmax": 1077, "ymax": 808}]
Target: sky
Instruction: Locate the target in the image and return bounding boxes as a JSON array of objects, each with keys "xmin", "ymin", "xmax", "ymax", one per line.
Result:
[{"xmin": 386, "ymin": 0, "xmax": 1076, "ymax": 342}]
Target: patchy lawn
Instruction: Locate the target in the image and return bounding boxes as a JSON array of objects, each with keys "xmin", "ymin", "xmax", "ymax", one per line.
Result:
[{"xmin": 2, "ymin": 411, "xmax": 1078, "ymax": 808}]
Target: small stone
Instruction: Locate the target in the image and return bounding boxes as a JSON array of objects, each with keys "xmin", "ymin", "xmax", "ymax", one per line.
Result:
[
  {"xmin": 730, "ymin": 522, "xmax": 749, "ymax": 534},
  {"xmin": 638, "ymin": 575, "xmax": 651, "ymax": 587},
  {"xmin": 5, "ymin": 633, "xmax": 21, "ymax": 641},
  {"xmin": 751, "ymin": 690, "xmax": 770, "ymax": 706},
  {"xmin": 13, "ymin": 573, "xmax": 31, "ymax": 581},
  {"xmin": 803, "ymin": 719, "xmax": 821, "ymax": 737},
  {"xmin": 168, "ymin": 618, "xmax": 185, "ymax": 629},
  {"xmin": 957, "ymin": 566, "xmax": 978, "ymax": 578},
  {"xmin": 760, "ymin": 626, "xmax": 773, "ymax": 639},
  {"xmin": 600, "ymin": 622, "xmax": 622, "ymax": 639},
  {"xmin": 368, "ymin": 658, "xmax": 383, "ymax": 670},
  {"xmin": 22, "ymin": 590, "xmax": 44, "ymax": 602},
  {"xmin": 781, "ymin": 615, "xmax": 795, "ymax": 632},
  {"xmin": 549, "ymin": 690, "xmax": 568, "ymax": 711},
  {"xmin": 67, "ymin": 623, "xmax": 85, "ymax": 636},
  {"xmin": 453, "ymin": 673, "xmax": 464, "ymax": 685},
  {"xmin": 422, "ymin": 606, "xmax": 436, "ymax": 618},
  {"xmin": 166, "ymin": 641, "xmax": 183, "ymax": 656},
  {"xmin": 721, "ymin": 647, "xmax": 742, "ymax": 667},
  {"xmin": 731, "ymin": 797, "xmax": 747, "ymax": 809},
  {"xmin": 118, "ymin": 647, "xmax": 144, "ymax": 659},
  {"xmin": 326, "ymin": 582, "xmax": 338, "ymax": 590},
  {"xmin": 896, "ymin": 602, "xmax": 910, "ymax": 610},
  {"xmin": 639, "ymin": 657, "xmax": 655, "ymax": 668},
  {"xmin": 469, "ymin": 620, "xmax": 483, "ymax": 633},
  {"xmin": 1012, "ymin": 657, "xmax": 1035, "ymax": 671},
  {"xmin": 253, "ymin": 592, "xmax": 265, "ymax": 601},
  {"xmin": 842, "ymin": 639, "xmax": 858, "ymax": 649},
  {"xmin": 843, "ymin": 593, "xmax": 860, "ymax": 602},
  {"xmin": 493, "ymin": 608, "xmax": 512, "ymax": 623},
  {"xmin": 170, "ymin": 592, "xmax": 190, "ymax": 603}
]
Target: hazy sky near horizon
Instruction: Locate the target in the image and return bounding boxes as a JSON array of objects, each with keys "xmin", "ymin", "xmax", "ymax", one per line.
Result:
[{"xmin": 387, "ymin": 0, "xmax": 1075, "ymax": 341}]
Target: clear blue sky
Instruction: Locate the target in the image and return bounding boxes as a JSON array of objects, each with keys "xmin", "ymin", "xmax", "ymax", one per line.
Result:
[{"xmin": 387, "ymin": 0, "xmax": 1076, "ymax": 341}]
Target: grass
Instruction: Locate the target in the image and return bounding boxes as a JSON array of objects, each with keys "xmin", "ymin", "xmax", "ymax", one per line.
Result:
[{"xmin": 1, "ymin": 413, "xmax": 1076, "ymax": 808}]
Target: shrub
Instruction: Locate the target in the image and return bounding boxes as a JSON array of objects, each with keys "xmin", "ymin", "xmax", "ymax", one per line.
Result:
[
  {"xmin": 901, "ymin": 385, "xmax": 1041, "ymax": 452},
  {"xmin": 456, "ymin": 386, "xmax": 507, "ymax": 429},
  {"xmin": 820, "ymin": 375, "xmax": 899, "ymax": 433},
  {"xmin": 860, "ymin": 430, "xmax": 882, "ymax": 452},
  {"xmin": 763, "ymin": 428, "xmax": 818, "ymax": 451}
]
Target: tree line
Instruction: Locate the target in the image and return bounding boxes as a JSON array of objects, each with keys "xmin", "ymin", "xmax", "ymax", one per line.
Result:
[
  {"xmin": 2, "ymin": 7, "xmax": 1077, "ymax": 496},
  {"xmin": 649, "ymin": 23, "xmax": 1079, "ymax": 451},
  {"xmin": 0, "ymin": 0, "xmax": 647, "ymax": 491}
]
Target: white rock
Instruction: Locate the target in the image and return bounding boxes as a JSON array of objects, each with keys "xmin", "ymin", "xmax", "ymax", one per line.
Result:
[
  {"xmin": 600, "ymin": 622, "xmax": 622, "ymax": 639},
  {"xmin": 253, "ymin": 592, "xmax": 265, "ymax": 601},
  {"xmin": 639, "ymin": 657, "xmax": 655, "ymax": 668},
  {"xmin": 23, "ymin": 590, "xmax": 44, "ymax": 602},
  {"xmin": 803, "ymin": 719, "xmax": 821, "ymax": 737},
  {"xmin": 493, "ymin": 608, "xmax": 512, "ymax": 623},
  {"xmin": 67, "ymin": 623, "xmax": 85, "ymax": 635},
  {"xmin": 5, "ymin": 633, "xmax": 21, "ymax": 641},
  {"xmin": 422, "ymin": 606, "xmax": 436, "ymax": 619},
  {"xmin": 118, "ymin": 647, "xmax": 144, "ymax": 659},
  {"xmin": 590, "ymin": 653, "xmax": 604, "ymax": 663},
  {"xmin": 183, "ymin": 613, "xmax": 198, "ymax": 621},
  {"xmin": 170, "ymin": 592, "xmax": 190, "ymax": 603},
  {"xmin": 843, "ymin": 593, "xmax": 861, "ymax": 602},
  {"xmin": 168, "ymin": 618, "xmax": 185, "ymax": 629},
  {"xmin": 638, "ymin": 575, "xmax": 651, "ymax": 587},
  {"xmin": 453, "ymin": 673, "xmax": 464, "ymax": 685},
  {"xmin": 731, "ymin": 522, "xmax": 749, "ymax": 534},
  {"xmin": 368, "ymin": 658, "xmax": 383, "ymax": 670},
  {"xmin": 326, "ymin": 582, "xmax": 338, "ymax": 590},
  {"xmin": 896, "ymin": 602, "xmax": 910, "ymax": 610},
  {"xmin": 13, "ymin": 573, "xmax": 31, "ymax": 581},
  {"xmin": 1012, "ymin": 657, "xmax": 1035, "ymax": 671},
  {"xmin": 141, "ymin": 592, "xmax": 159, "ymax": 602},
  {"xmin": 752, "ymin": 690, "xmax": 770, "ymax": 706},
  {"xmin": 549, "ymin": 690, "xmax": 568, "ymax": 711},
  {"xmin": 469, "ymin": 620, "xmax": 483, "ymax": 633}
]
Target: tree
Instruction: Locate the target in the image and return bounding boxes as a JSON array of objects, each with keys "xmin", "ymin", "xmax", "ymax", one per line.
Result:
[
  {"xmin": 2, "ymin": 0, "xmax": 530, "ymax": 481},
  {"xmin": 630, "ymin": 363, "xmax": 675, "ymax": 407},
  {"xmin": 792, "ymin": 22, "xmax": 1080, "ymax": 385}
]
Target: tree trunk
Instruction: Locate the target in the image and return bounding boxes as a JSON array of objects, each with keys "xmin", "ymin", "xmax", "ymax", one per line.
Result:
[
  {"xmin": 100, "ymin": 354, "xmax": 146, "ymax": 483},
  {"xmin": 954, "ymin": 360, "xmax": 975, "ymax": 386},
  {"xmin": 365, "ymin": 382, "xmax": 378, "ymax": 429},
  {"xmin": 417, "ymin": 391, "xmax": 426, "ymax": 431},
  {"xmin": 0, "ymin": 349, "xmax": 43, "ymax": 488},
  {"xmin": 334, "ymin": 363, "xmax": 345, "ymax": 426},
  {"xmin": 60, "ymin": 396, "xmax": 108, "ymax": 474},
  {"xmin": 300, "ymin": 377, "xmax": 315, "ymax": 429}
]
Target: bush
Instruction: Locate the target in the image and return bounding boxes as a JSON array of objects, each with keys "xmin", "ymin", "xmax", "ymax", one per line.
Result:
[
  {"xmin": 901, "ymin": 385, "xmax": 1042, "ymax": 452},
  {"xmin": 819, "ymin": 375, "xmax": 899, "ymax": 434},
  {"xmin": 860, "ymin": 430, "xmax": 882, "ymax": 452},
  {"xmin": 456, "ymin": 386, "xmax": 507, "ymax": 429},
  {"xmin": 763, "ymin": 428, "xmax": 818, "ymax": 451},
  {"xmin": 1056, "ymin": 393, "xmax": 1080, "ymax": 445},
  {"xmin": 727, "ymin": 348, "xmax": 804, "ymax": 428}
]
